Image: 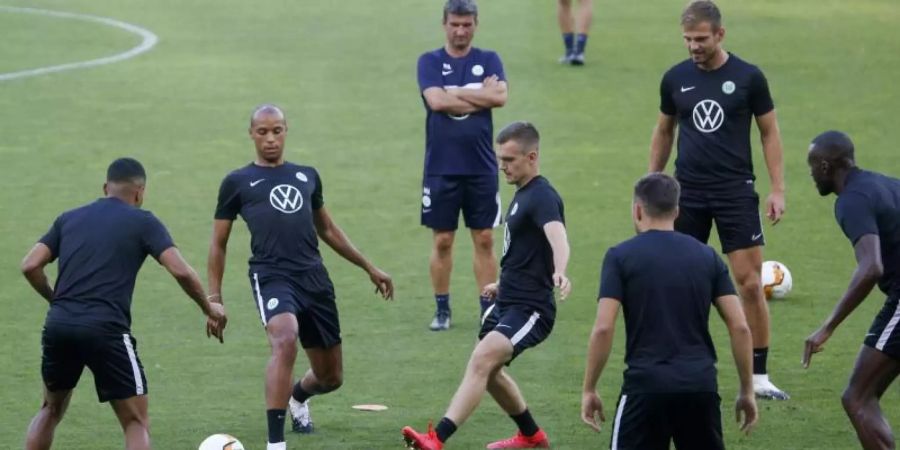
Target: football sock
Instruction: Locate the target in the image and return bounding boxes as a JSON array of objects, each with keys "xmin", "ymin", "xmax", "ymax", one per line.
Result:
[
  {"xmin": 292, "ymin": 381, "xmax": 313, "ymax": 403},
  {"xmin": 479, "ymin": 295, "xmax": 492, "ymax": 316},
  {"xmin": 753, "ymin": 347, "xmax": 768, "ymax": 375},
  {"xmin": 435, "ymin": 417, "xmax": 458, "ymax": 443},
  {"xmin": 510, "ymin": 408, "xmax": 540, "ymax": 437},
  {"xmin": 575, "ymin": 33, "xmax": 588, "ymax": 55},
  {"xmin": 562, "ymin": 33, "xmax": 574, "ymax": 55},
  {"xmin": 266, "ymin": 409, "xmax": 286, "ymax": 444},
  {"xmin": 435, "ymin": 293, "xmax": 450, "ymax": 312}
]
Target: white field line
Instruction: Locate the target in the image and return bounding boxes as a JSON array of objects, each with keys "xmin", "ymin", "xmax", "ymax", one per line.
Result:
[{"xmin": 0, "ymin": 5, "xmax": 158, "ymax": 82}]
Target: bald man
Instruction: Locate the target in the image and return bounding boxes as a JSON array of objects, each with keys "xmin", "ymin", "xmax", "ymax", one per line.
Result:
[
  {"xmin": 207, "ymin": 105, "xmax": 394, "ymax": 450},
  {"xmin": 803, "ymin": 130, "xmax": 900, "ymax": 450}
]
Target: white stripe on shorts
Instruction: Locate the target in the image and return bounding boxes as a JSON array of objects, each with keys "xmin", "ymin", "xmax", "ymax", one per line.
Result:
[
  {"xmin": 876, "ymin": 301, "xmax": 900, "ymax": 351},
  {"xmin": 509, "ymin": 312, "xmax": 540, "ymax": 346},
  {"xmin": 492, "ymin": 192, "xmax": 502, "ymax": 228},
  {"xmin": 252, "ymin": 272, "xmax": 267, "ymax": 326},
  {"xmin": 611, "ymin": 394, "xmax": 628, "ymax": 450},
  {"xmin": 481, "ymin": 303, "xmax": 496, "ymax": 326},
  {"xmin": 122, "ymin": 334, "xmax": 144, "ymax": 396}
]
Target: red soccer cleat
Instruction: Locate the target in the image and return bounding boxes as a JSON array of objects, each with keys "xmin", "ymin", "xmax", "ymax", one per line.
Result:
[
  {"xmin": 485, "ymin": 429, "xmax": 550, "ymax": 449},
  {"xmin": 402, "ymin": 423, "xmax": 443, "ymax": 450}
]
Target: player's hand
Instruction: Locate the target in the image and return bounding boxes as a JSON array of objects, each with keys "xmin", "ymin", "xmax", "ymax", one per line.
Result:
[
  {"xmin": 766, "ymin": 191, "xmax": 786, "ymax": 225},
  {"xmin": 553, "ymin": 273, "xmax": 571, "ymax": 300},
  {"xmin": 802, "ymin": 325, "xmax": 833, "ymax": 368},
  {"xmin": 735, "ymin": 393, "xmax": 758, "ymax": 435},
  {"xmin": 580, "ymin": 391, "xmax": 606, "ymax": 432},
  {"xmin": 368, "ymin": 267, "xmax": 394, "ymax": 301},
  {"xmin": 205, "ymin": 302, "xmax": 227, "ymax": 343},
  {"xmin": 481, "ymin": 282, "xmax": 498, "ymax": 300},
  {"xmin": 483, "ymin": 74, "xmax": 499, "ymax": 88}
]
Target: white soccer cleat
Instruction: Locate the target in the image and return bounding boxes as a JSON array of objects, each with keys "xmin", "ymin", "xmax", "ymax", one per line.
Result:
[
  {"xmin": 266, "ymin": 442, "xmax": 287, "ymax": 450},
  {"xmin": 289, "ymin": 396, "xmax": 314, "ymax": 433},
  {"xmin": 753, "ymin": 374, "xmax": 790, "ymax": 400}
]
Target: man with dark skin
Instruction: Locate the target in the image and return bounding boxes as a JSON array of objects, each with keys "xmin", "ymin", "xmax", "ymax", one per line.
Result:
[
  {"xmin": 207, "ymin": 104, "xmax": 393, "ymax": 450},
  {"xmin": 22, "ymin": 158, "xmax": 226, "ymax": 450},
  {"xmin": 804, "ymin": 130, "xmax": 900, "ymax": 450}
]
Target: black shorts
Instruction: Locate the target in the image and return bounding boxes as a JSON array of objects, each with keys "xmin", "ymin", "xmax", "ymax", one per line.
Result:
[
  {"xmin": 478, "ymin": 302, "xmax": 554, "ymax": 363},
  {"xmin": 864, "ymin": 295, "xmax": 900, "ymax": 360},
  {"xmin": 421, "ymin": 174, "xmax": 501, "ymax": 230},
  {"xmin": 41, "ymin": 323, "xmax": 147, "ymax": 402},
  {"xmin": 676, "ymin": 187, "xmax": 764, "ymax": 254},
  {"xmin": 609, "ymin": 392, "xmax": 723, "ymax": 450},
  {"xmin": 250, "ymin": 265, "xmax": 341, "ymax": 349}
]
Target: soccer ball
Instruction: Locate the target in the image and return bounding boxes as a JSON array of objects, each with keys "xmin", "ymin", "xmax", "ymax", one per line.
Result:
[
  {"xmin": 198, "ymin": 434, "xmax": 244, "ymax": 450},
  {"xmin": 761, "ymin": 261, "xmax": 792, "ymax": 300}
]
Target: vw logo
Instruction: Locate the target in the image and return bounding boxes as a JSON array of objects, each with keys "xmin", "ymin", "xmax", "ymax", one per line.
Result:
[
  {"xmin": 692, "ymin": 99, "xmax": 725, "ymax": 133},
  {"xmin": 269, "ymin": 184, "xmax": 303, "ymax": 214}
]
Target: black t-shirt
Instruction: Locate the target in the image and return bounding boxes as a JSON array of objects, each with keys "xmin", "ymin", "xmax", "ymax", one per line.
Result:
[
  {"xmin": 659, "ymin": 53, "xmax": 774, "ymax": 191},
  {"xmin": 39, "ymin": 197, "xmax": 175, "ymax": 332},
  {"xmin": 835, "ymin": 168, "xmax": 900, "ymax": 296},
  {"xmin": 599, "ymin": 230, "xmax": 736, "ymax": 394},
  {"xmin": 214, "ymin": 162, "xmax": 325, "ymax": 274},
  {"xmin": 498, "ymin": 176, "xmax": 565, "ymax": 313}
]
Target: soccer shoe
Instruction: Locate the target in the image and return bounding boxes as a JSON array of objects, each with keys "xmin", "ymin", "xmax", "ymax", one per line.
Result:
[
  {"xmin": 570, "ymin": 53, "xmax": 585, "ymax": 66},
  {"xmin": 266, "ymin": 442, "xmax": 287, "ymax": 450},
  {"xmin": 558, "ymin": 53, "xmax": 574, "ymax": 64},
  {"xmin": 289, "ymin": 397, "xmax": 314, "ymax": 433},
  {"xmin": 753, "ymin": 374, "xmax": 790, "ymax": 400},
  {"xmin": 402, "ymin": 423, "xmax": 443, "ymax": 450},
  {"xmin": 429, "ymin": 309, "xmax": 451, "ymax": 331},
  {"xmin": 486, "ymin": 429, "xmax": 550, "ymax": 449}
]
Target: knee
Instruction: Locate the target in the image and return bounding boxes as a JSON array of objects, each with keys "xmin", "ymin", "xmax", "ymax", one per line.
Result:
[
  {"xmin": 841, "ymin": 388, "xmax": 863, "ymax": 417},
  {"xmin": 318, "ymin": 372, "xmax": 343, "ymax": 393},
  {"xmin": 270, "ymin": 335, "xmax": 298, "ymax": 361},
  {"xmin": 434, "ymin": 233, "xmax": 455, "ymax": 255},
  {"xmin": 736, "ymin": 273, "xmax": 763, "ymax": 299},
  {"xmin": 472, "ymin": 231, "xmax": 494, "ymax": 253},
  {"xmin": 468, "ymin": 350, "xmax": 503, "ymax": 377},
  {"xmin": 41, "ymin": 400, "xmax": 66, "ymax": 422}
]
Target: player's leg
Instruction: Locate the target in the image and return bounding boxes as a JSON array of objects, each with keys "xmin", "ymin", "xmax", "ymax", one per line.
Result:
[
  {"xmin": 463, "ymin": 175, "xmax": 500, "ymax": 317},
  {"xmin": 423, "ymin": 175, "xmax": 463, "ymax": 331},
  {"xmin": 290, "ymin": 345, "xmax": 343, "ymax": 433},
  {"xmin": 265, "ymin": 312, "xmax": 300, "ymax": 447},
  {"xmin": 841, "ymin": 346, "xmax": 900, "ymax": 450},
  {"xmin": 109, "ymin": 395, "xmax": 150, "ymax": 450},
  {"xmin": 570, "ymin": 0, "xmax": 594, "ymax": 65},
  {"xmin": 485, "ymin": 369, "xmax": 549, "ymax": 449},
  {"xmin": 25, "ymin": 388, "xmax": 73, "ymax": 450},
  {"xmin": 557, "ymin": 0, "xmax": 575, "ymax": 62},
  {"xmin": 608, "ymin": 393, "xmax": 670, "ymax": 450},
  {"xmin": 673, "ymin": 190, "xmax": 713, "ymax": 245}
]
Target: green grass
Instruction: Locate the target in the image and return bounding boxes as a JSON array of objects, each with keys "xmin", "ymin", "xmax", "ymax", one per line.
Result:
[{"xmin": 1, "ymin": 0, "xmax": 899, "ymax": 448}]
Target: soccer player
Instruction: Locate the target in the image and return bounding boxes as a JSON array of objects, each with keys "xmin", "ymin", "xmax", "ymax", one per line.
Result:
[
  {"xmin": 557, "ymin": 0, "xmax": 593, "ymax": 65},
  {"xmin": 803, "ymin": 130, "xmax": 900, "ymax": 450},
  {"xmin": 207, "ymin": 104, "xmax": 394, "ymax": 450},
  {"xmin": 581, "ymin": 173, "xmax": 757, "ymax": 449},
  {"xmin": 402, "ymin": 121, "xmax": 570, "ymax": 449},
  {"xmin": 21, "ymin": 158, "xmax": 227, "ymax": 450},
  {"xmin": 648, "ymin": 0, "xmax": 788, "ymax": 400},
  {"xmin": 417, "ymin": 0, "xmax": 508, "ymax": 330}
]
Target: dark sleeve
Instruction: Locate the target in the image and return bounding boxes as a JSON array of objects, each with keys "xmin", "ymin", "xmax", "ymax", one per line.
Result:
[
  {"xmin": 312, "ymin": 169, "xmax": 325, "ymax": 210},
  {"xmin": 417, "ymin": 53, "xmax": 442, "ymax": 92},
  {"xmin": 748, "ymin": 67, "xmax": 775, "ymax": 116},
  {"xmin": 142, "ymin": 213, "xmax": 175, "ymax": 261},
  {"xmin": 214, "ymin": 174, "xmax": 241, "ymax": 220},
  {"xmin": 659, "ymin": 71, "xmax": 676, "ymax": 116},
  {"xmin": 711, "ymin": 251, "xmax": 737, "ymax": 297},
  {"xmin": 488, "ymin": 51, "xmax": 507, "ymax": 82},
  {"xmin": 530, "ymin": 189, "xmax": 563, "ymax": 228},
  {"xmin": 38, "ymin": 216, "xmax": 62, "ymax": 260},
  {"xmin": 598, "ymin": 247, "xmax": 625, "ymax": 301},
  {"xmin": 835, "ymin": 192, "xmax": 878, "ymax": 245}
]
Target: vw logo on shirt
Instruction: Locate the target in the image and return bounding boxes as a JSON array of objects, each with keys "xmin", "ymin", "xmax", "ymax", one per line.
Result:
[
  {"xmin": 269, "ymin": 184, "xmax": 303, "ymax": 214},
  {"xmin": 692, "ymin": 99, "xmax": 725, "ymax": 133}
]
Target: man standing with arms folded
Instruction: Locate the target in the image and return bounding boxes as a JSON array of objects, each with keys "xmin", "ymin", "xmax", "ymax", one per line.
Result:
[
  {"xmin": 648, "ymin": 0, "xmax": 788, "ymax": 399},
  {"xmin": 417, "ymin": 0, "xmax": 508, "ymax": 330}
]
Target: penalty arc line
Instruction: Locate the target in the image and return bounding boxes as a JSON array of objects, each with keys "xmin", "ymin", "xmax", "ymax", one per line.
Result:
[{"xmin": 0, "ymin": 5, "xmax": 158, "ymax": 82}]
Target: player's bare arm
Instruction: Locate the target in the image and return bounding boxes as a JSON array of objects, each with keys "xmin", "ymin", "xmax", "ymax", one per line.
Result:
[
  {"xmin": 206, "ymin": 219, "xmax": 233, "ymax": 305},
  {"xmin": 581, "ymin": 297, "xmax": 619, "ymax": 432},
  {"xmin": 648, "ymin": 113, "xmax": 677, "ymax": 172},
  {"xmin": 159, "ymin": 247, "xmax": 227, "ymax": 342},
  {"xmin": 543, "ymin": 221, "xmax": 571, "ymax": 299},
  {"xmin": 756, "ymin": 110, "xmax": 786, "ymax": 224},
  {"xmin": 449, "ymin": 75, "xmax": 508, "ymax": 109},
  {"xmin": 20, "ymin": 243, "xmax": 54, "ymax": 302},
  {"xmin": 714, "ymin": 294, "xmax": 757, "ymax": 434},
  {"xmin": 803, "ymin": 234, "xmax": 882, "ymax": 368},
  {"xmin": 312, "ymin": 207, "xmax": 394, "ymax": 300},
  {"xmin": 422, "ymin": 86, "xmax": 481, "ymax": 115}
]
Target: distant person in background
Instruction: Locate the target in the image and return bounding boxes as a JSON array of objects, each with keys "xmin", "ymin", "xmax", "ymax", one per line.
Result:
[
  {"xmin": 417, "ymin": 0, "xmax": 508, "ymax": 331},
  {"xmin": 557, "ymin": 0, "xmax": 593, "ymax": 65},
  {"xmin": 21, "ymin": 158, "xmax": 226, "ymax": 450}
]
